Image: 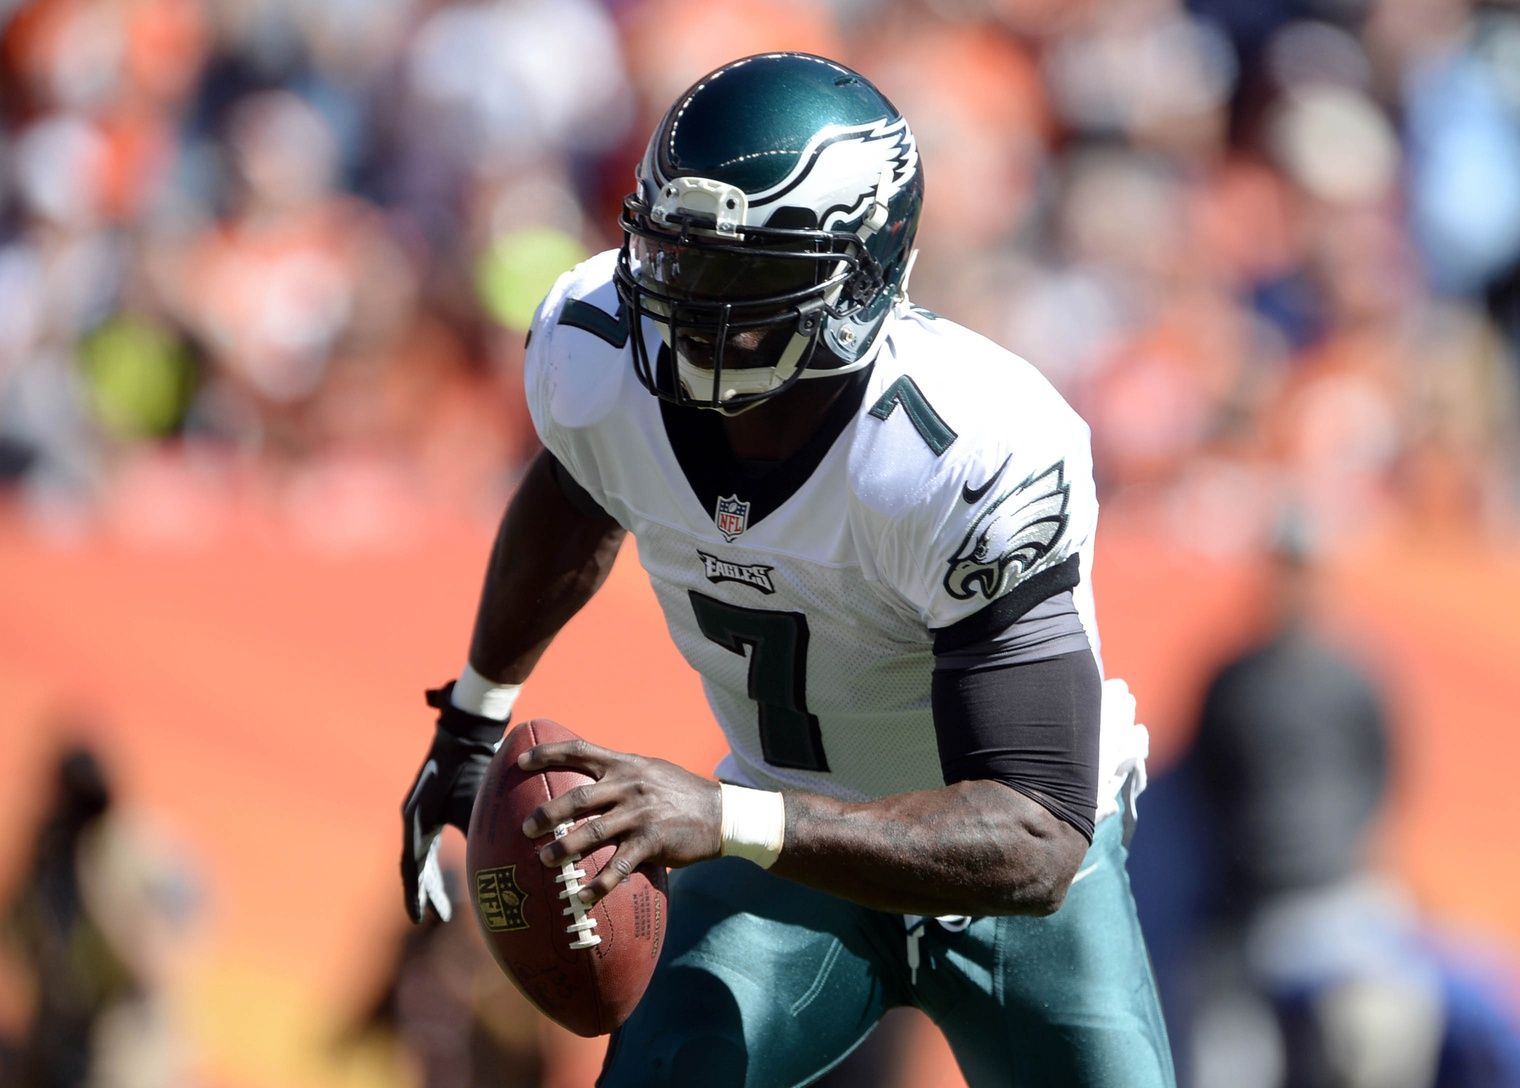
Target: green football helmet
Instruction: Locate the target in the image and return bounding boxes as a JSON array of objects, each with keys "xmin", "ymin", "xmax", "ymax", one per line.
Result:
[{"xmin": 614, "ymin": 52, "xmax": 924, "ymax": 412}]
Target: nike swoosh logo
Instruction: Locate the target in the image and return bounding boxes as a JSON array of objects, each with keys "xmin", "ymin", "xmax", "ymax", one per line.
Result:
[
  {"xmin": 1071, "ymin": 861, "xmax": 1101, "ymax": 885},
  {"xmin": 962, "ymin": 454, "xmax": 1012, "ymax": 504}
]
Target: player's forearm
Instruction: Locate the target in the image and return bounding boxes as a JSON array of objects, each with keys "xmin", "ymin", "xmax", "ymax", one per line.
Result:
[
  {"xmin": 770, "ymin": 780, "xmax": 1084, "ymax": 917},
  {"xmin": 467, "ymin": 449, "xmax": 625, "ymax": 684}
]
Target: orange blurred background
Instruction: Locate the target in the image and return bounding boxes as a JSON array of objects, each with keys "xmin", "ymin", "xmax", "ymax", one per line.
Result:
[
  {"xmin": 2, "ymin": 504, "xmax": 1516, "ymax": 1085},
  {"xmin": 2, "ymin": 0, "xmax": 1519, "ymax": 1084}
]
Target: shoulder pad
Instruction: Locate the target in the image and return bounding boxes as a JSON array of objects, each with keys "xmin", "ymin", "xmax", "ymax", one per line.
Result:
[{"xmin": 527, "ymin": 251, "xmax": 630, "ymax": 431}]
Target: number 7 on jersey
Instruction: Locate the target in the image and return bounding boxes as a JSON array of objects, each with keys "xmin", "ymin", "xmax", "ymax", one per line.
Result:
[{"xmin": 688, "ymin": 592, "xmax": 830, "ymax": 772}]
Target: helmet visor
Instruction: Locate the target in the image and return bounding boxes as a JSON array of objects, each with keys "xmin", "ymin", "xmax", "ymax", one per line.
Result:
[
  {"xmin": 615, "ymin": 205, "xmax": 859, "ymax": 410},
  {"xmin": 628, "ymin": 233, "xmax": 832, "ymax": 314},
  {"xmin": 625, "ymin": 232, "xmax": 837, "ymax": 392}
]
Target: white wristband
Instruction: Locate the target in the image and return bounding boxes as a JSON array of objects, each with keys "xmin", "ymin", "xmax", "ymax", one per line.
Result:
[
  {"xmin": 451, "ymin": 663, "xmax": 521, "ymax": 722},
  {"xmin": 719, "ymin": 784, "xmax": 786, "ymax": 869}
]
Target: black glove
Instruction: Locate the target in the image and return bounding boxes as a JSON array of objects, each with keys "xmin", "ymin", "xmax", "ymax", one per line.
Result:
[{"xmin": 401, "ymin": 683, "xmax": 506, "ymax": 923}]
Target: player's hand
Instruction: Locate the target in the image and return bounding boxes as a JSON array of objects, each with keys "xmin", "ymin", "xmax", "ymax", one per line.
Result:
[
  {"xmin": 517, "ymin": 740, "xmax": 722, "ymax": 905},
  {"xmin": 401, "ymin": 684, "xmax": 506, "ymax": 923}
]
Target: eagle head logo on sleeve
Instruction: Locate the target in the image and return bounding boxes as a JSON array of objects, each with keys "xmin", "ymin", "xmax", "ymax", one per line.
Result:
[{"xmin": 944, "ymin": 462, "xmax": 1070, "ymax": 601}]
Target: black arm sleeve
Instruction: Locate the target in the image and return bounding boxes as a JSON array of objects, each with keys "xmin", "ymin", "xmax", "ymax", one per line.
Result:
[{"xmin": 931, "ymin": 648, "xmax": 1102, "ymax": 841}]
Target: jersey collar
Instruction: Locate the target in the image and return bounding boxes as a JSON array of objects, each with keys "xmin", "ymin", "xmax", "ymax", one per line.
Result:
[{"xmin": 657, "ymin": 345, "xmax": 872, "ymax": 537}]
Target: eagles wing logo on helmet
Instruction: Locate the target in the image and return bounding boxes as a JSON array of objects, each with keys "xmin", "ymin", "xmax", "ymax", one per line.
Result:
[
  {"xmin": 748, "ymin": 117, "xmax": 918, "ymax": 230},
  {"xmin": 944, "ymin": 462, "xmax": 1070, "ymax": 601}
]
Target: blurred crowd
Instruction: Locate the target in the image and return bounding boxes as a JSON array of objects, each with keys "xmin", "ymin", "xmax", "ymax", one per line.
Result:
[{"xmin": 0, "ymin": 0, "xmax": 1516, "ymax": 552}]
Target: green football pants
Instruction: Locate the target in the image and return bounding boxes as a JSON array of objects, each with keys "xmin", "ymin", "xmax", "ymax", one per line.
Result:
[{"xmin": 598, "ymin": 812, "xmax": 1176, "ymax": 1087}]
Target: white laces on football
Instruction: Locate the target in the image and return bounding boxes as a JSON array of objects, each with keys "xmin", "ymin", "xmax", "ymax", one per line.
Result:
[{"xmin": 553, "ymin": 822, "xmax": 602, "ymax": 949}]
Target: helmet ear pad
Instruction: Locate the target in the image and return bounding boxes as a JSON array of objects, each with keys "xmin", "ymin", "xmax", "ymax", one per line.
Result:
[{"xmin": 757, "ymin": 197, "xmax": 913, "ymax": 370}]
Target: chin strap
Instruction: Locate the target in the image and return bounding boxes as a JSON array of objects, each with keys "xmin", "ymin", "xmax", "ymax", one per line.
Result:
[
  {"xmin": 896, "ymin": 248, "xmax": 919, "ymax": 302},
  {"xmin": 676, "ymin": 323, "xmax": 815, "ymax": 407}
]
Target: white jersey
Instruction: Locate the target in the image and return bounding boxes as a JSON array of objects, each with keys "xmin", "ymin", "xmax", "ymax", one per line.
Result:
[{"xmin": 526, "ymin": 251, "xmax": 1146, "ymax": 824}]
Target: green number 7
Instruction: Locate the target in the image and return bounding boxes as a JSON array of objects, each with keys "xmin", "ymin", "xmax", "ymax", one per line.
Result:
[{"xmin": 689, "ymin": 591, "xmax": 829, "ymax": 772}]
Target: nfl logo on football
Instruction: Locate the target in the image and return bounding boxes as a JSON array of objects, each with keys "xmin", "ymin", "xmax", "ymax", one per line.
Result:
[{"xmin": 714, "ymin": 495, "xmax": 749, "ymax": 542}]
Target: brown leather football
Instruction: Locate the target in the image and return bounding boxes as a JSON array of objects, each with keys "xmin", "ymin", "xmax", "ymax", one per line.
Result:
[{"xmin": 465, "ymin": 718, "xmax": 668, "ymax": 1037}]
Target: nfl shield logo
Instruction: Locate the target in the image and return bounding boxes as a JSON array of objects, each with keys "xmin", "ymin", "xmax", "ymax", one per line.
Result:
[{"xmin": 714, "ymin": 495, "xmax": 750, "ymax": 542}]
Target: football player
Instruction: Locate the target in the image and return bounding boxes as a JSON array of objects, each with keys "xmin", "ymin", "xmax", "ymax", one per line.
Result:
[{"xmin": 402, "ymin": 52, "xmax": 1174, "ymax": 1086}]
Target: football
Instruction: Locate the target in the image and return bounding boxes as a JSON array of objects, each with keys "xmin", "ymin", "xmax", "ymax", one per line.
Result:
[{"xmin": 465, "ymin": 718, "xmax": 668, "ymax": 1037}]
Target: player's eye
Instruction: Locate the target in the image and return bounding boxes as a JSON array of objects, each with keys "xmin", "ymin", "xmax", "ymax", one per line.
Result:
[{"xmin": 634, "ymin": 237, "xmax": 818, "ymax": 302}]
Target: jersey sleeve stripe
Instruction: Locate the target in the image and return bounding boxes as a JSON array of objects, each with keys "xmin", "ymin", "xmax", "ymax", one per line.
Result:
[{"xmin": 930, "ymin": 553, "xmax": 1081, "ymax": 655}]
